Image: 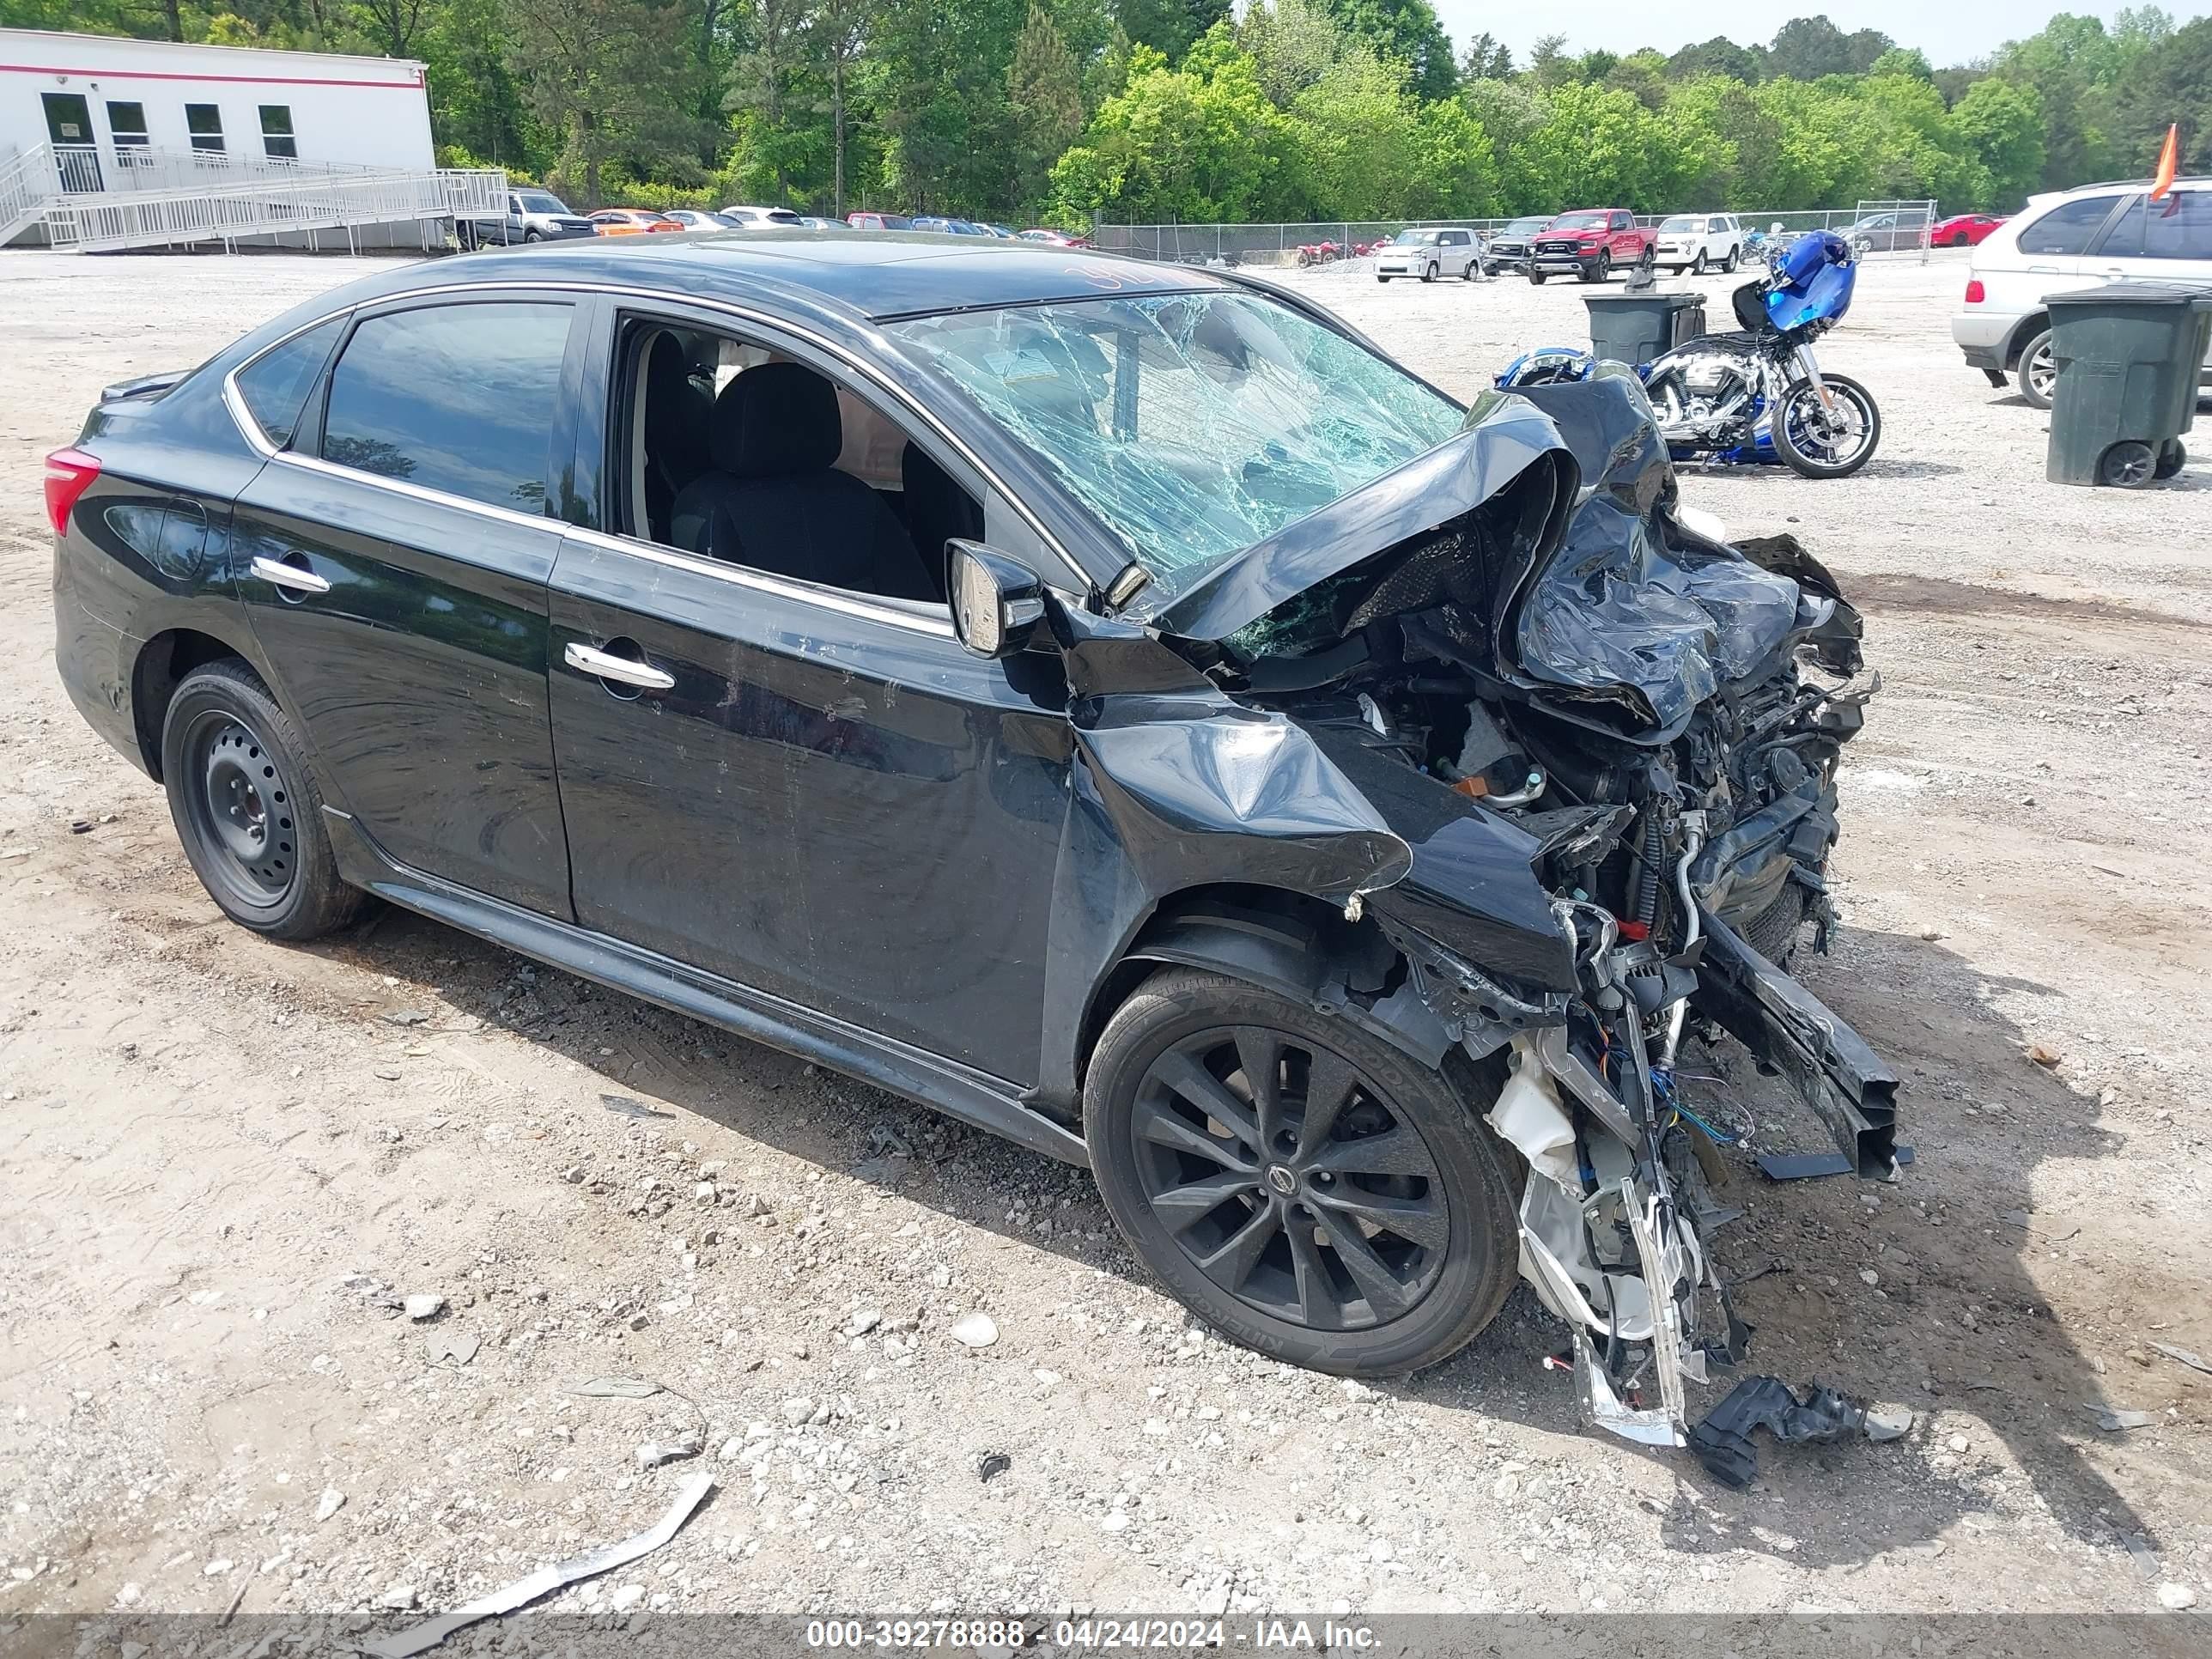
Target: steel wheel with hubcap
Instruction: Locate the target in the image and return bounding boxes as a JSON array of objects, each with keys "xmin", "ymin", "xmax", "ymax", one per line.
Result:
[
  {"xmin": 1085, "ymin": 968, "xmax": 1519, "ymax": 1376},
  {"xmin": 161, "ymin": 659, "xmax": 364, "ymax": 940}
]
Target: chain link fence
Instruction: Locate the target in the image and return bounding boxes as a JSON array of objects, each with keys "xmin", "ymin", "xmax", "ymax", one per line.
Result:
[{"xmin": 1091, "ymin": 204, "xmax": 1938, "ymax": 269}]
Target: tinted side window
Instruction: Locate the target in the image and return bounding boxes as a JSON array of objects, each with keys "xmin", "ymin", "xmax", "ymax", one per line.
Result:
[
  {"xmin": 320, "ymin": 302, "xmax": 571, "ymax": 513},
  {"xmin": 235, "ymin": 316, "xmax": 344, "ymax": 448},
  {"xmin": 2019, "ymin": 195, "xmax": 2124, "ymax": 256},
  {"xmin": 2099, "ymin": 191, "xmax": 2212, "ymax": 260}
]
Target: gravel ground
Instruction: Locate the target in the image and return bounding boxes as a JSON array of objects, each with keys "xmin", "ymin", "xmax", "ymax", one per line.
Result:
[{"xmin": 0, "ymin": 246, "xmax": 2207, "ymax": 1631}]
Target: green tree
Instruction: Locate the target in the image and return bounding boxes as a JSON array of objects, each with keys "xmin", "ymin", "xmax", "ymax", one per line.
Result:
[
  {"xmin": 505, "ymin": 0, "xmax": 701, "ymax": 205},
  {"xmin": 1948, "ymin": 76, "xmax": 2046, "ymax": 208},
  {"xmin": 867, "ymin": 0, "xmax": 1027, "ymax": 210},
  {"xmin": 1767, "ymin": 15, "xmax": 1892, "ymax": 81},
  {"xmin": 1048, "ymin": 34, "xmax": 1293, "ymax": 222},
  {"xmin": 2111, "ymin": 12, "xmax": 2212, "ymax": 174},
  {"xmin": 1113, "ymin": 0, "xmax": 1227, "ymax": 62},
  {"xmin": 1239, "ymin": 0, "xmax": 1352, "ymax": 106},
  {"xmin": 1515, "ymin": 81, "xmax": 1678, "ymax": 210},
  {"xmin": 1009, "ymin": 3, "xmax": 1087, "ymax": 214},
  {"xmin": 1666, "ymin": 36, "xmax": 1763, "ymax": 83},
  {"xmin": 1310, "ymin": 0, "xmax": 1455, "ymax": 100},
  {"xmin": 1458, "ymin": 30, "xmax": 1510, "ymax": 82},
  {"xmin": 1869, "ymin": 46, "xmax": 1933, "ymax": 82}
]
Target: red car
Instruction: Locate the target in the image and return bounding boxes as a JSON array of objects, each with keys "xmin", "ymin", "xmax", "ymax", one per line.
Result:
[
  {"xmin": 589, "ymin": 209, "xmax": 683, "ymax": 236},
  {"xmin": 1930, "ymin": 213, "xmax": 2006, "ymax": 248}
]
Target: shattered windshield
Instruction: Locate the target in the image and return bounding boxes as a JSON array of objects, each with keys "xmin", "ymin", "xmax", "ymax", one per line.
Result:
[{"xmin": 884, "ymin": 291, "xmax": 1464, "ymax": 598}]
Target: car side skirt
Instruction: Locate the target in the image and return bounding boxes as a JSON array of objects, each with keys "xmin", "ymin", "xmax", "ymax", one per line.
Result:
[{"xmin": 320, "ymin": 806, "xmax": 1091, "ymax": 1168}]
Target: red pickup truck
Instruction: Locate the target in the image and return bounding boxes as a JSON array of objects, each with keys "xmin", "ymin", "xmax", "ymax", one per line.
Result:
[{"xmin": 1526, "ymin": 209, "xmax": 1656, "ymax": 284}]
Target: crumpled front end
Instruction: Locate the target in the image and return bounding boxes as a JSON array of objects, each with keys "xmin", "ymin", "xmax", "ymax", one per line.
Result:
[{"xmin": 1167, "ymin": 374, "xmax": 1895, "ymax": 1449}]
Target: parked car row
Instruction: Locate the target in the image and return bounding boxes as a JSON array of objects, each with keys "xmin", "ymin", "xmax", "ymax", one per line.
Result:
[{"xmin": 465, "ymin": 191, "xmax": 1088, "ymax": 249}]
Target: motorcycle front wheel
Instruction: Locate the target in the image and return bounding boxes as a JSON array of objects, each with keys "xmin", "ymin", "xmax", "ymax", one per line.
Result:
[{"xmin": 1772, "ymin": 373, "xmax": 1881, "ymax": 478}]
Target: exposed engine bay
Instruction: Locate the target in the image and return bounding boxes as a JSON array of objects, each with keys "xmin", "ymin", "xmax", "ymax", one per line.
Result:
[{"xmin": 1159, "ymin": 374, "xmax": 1897, "ymax": 1449}]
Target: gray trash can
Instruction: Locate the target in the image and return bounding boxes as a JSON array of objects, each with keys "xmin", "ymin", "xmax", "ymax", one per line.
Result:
[
  {"xmin": 1585, "ymin": 291, "xmax": 1707, "ymax": 367},
  {"xmin": 2044, "ymin": 282, "xmax": 2212, "ymax": 487}
]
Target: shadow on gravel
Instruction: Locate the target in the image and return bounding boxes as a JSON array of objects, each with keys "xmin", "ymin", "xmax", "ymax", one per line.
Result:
[{"xmin": 325, "ymin": 907, "xmax": 2148, "ymax": 1576}]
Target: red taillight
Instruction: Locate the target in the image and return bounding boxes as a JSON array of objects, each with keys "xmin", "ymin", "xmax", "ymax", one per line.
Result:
[
  {"xmin": 43, "ymin": 447, "xmax": 100, "ymax": 538},
  {"xmin": 1965, "ymin": 278, "xmax": 1985, "ymax": 304}
]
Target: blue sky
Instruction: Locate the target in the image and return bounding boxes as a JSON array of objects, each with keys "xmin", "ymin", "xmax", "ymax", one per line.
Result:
[{"xmin": 1431, "ymin": 1, "xmax": 2159, "ymax": 70}]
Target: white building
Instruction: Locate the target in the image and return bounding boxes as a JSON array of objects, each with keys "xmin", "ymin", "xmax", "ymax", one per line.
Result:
[{"xmin": 0, "ymin": 27, "xmax": 500, "ymax": 253}]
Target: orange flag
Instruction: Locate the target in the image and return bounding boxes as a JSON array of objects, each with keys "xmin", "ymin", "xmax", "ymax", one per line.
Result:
[{"xmin": 2150, "ymin": 124, "xmax": 2179, "ymax": 201}]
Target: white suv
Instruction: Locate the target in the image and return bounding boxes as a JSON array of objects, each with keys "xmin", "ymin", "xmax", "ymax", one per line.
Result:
[
  {"xmin": 1954, "ymin": 177, "xmax": 2212, "ymax": 407},
  {"xmin": 1375, "ymin": 227, "xmax": 1486, "ymax": 283},
  {"xmin": 1652, "ymin": 213, "xmax": 1741, "ymax": 274}
]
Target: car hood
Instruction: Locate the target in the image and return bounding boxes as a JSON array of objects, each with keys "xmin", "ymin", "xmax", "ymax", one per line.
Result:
[
  {"xmin": 1126, "ymin": 392, "xmax": 1575, "ymax": 643},
  {"xmin": 1135, "ymin": 374, "xmax": 1856, "ymax": 744}
]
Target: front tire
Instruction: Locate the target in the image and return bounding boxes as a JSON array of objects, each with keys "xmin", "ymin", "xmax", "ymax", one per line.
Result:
[
  {"xmin": 1420, "ymin": 262, "xmax": 1437, "ymax": 283},
  {"xmin": 1771, "ymin": 372, "xmax": 1882, "ymax": 478},
  {"xmin": 1691, "ymin": 250, "xmax": 1708, "ymax": 275},
  {"xmin": 2016, "ymin": 327, "xmax": 2057, "ymax": 409},
  {"xmin": 160, "ymin": 660, "xmax": 364, "ymax": 941},
  {"xmin": 1528, "ymin": 271, "xmax": 1548, "ymax": 285},
  {"xmin": 1084, "ymin": 969, "xmax": 1520, "ymax": 1377}
]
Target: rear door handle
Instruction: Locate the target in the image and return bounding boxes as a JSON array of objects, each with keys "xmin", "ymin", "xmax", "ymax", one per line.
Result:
[
  {"xmin": 564, "ymin": 640, "xmax": 674, "ymax": 692},
  {"xmin": 250, "ymin": 554, "xmax": 330, "ymax": 594}
]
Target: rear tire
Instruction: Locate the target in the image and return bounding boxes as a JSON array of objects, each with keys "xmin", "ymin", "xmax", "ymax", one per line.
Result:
[
  {"xmin": 1722, "ymin": 246, "xmax": 1739, "ymax": 273},
  {"xmin": 1771, "ymin": 372, "xmax": 1881, "ymax": 478},
  {"xmin": 2016, "ymin": 328, "xmax": 2056, "ymax": 409},
  {"xmin": 1084, "ymin": 968, "xmax": 1520, "ymax": 1377},
  {"xmin": 1528, "ymin": 271, "xmax": 1548, "ymax": 285},
  {"xmin": 1376, "ymin": 275, "xmax": 1389, "ymax": 283},
  {"xmin": 160, "ymin": 659, "xmax": 364, "ymax": 942}
]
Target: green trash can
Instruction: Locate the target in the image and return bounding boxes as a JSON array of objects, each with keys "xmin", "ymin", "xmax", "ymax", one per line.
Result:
[
  {"xmin": 1585, "ymin": 291, "xmax": 1707, "ymax": 367},
  {"xmin": 2044, "ymin": 282, "xmax": 2212, "ymax": 487}
]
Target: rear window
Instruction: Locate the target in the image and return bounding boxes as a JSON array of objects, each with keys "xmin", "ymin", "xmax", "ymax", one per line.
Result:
[
  {"xmin": 319, "ymin": 302, "xmax": 573, "ymax": 513},
  {"xmin": 2019, "ymin": 194, "xmax": 2124, "ymax": 256},
  {"xmin": 234, "ymin": 316, "xmax": 344, "ymax": 448}
]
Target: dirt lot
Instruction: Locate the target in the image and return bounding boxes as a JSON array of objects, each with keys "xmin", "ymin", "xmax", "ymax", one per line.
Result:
[{"xmin": 0, "ymin": 246, "xmax": 2208, "ymax": 1630}]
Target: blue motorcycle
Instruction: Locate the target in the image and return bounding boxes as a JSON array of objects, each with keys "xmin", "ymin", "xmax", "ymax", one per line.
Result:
[{"xmin": 1498, "ymin": 230, "xmax": 1881, "ymax": 479}]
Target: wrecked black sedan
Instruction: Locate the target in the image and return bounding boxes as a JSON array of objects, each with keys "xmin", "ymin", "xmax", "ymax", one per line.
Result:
[{"xmin": 50, "ymin": 234, "xmax": 1893, "ymax": 1443}]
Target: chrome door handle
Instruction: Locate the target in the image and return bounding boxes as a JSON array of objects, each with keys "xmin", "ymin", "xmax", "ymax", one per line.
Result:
[
  {"xmin": 251, "ymin": 555, "xmax": 330, "ymax": 594},
  {"xmin": 564, "ymin": 641, "xmax": 674, "ymax": 691}
]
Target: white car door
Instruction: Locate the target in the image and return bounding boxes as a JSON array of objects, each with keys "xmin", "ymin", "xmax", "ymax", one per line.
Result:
[{"xmin": 2077, "ymin": 187, "xmax": 2212, "ymax": 368}]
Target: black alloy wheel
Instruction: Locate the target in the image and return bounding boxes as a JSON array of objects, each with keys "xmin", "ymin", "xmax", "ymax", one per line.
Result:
[
  {"xmin": 161, "ymin": 660, "xmax": 364, "ymax": 940},
  {"xmin": 1085, "ymin": 969, "xmax": 1519, "ymax": 1376}
]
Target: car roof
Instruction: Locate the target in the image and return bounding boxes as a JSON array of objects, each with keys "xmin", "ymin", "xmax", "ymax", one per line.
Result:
[{"xmin": 360, "ymin": 231, "xmax": 1232, "ymax": 325}]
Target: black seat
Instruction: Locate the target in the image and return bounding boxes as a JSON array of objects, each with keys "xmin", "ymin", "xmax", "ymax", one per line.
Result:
[
  {"xmin": 641, "ymin": 332, "xmax": 713, "ymax": 543},
  {"xmin": 670, "ymin": 362, "xmax": 937, "ymax": 603}
]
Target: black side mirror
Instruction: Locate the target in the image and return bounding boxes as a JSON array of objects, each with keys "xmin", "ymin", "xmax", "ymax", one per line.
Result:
[{"xmin": 946, "ymin": 540, "xmax": 1045, "ymax": 659}]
